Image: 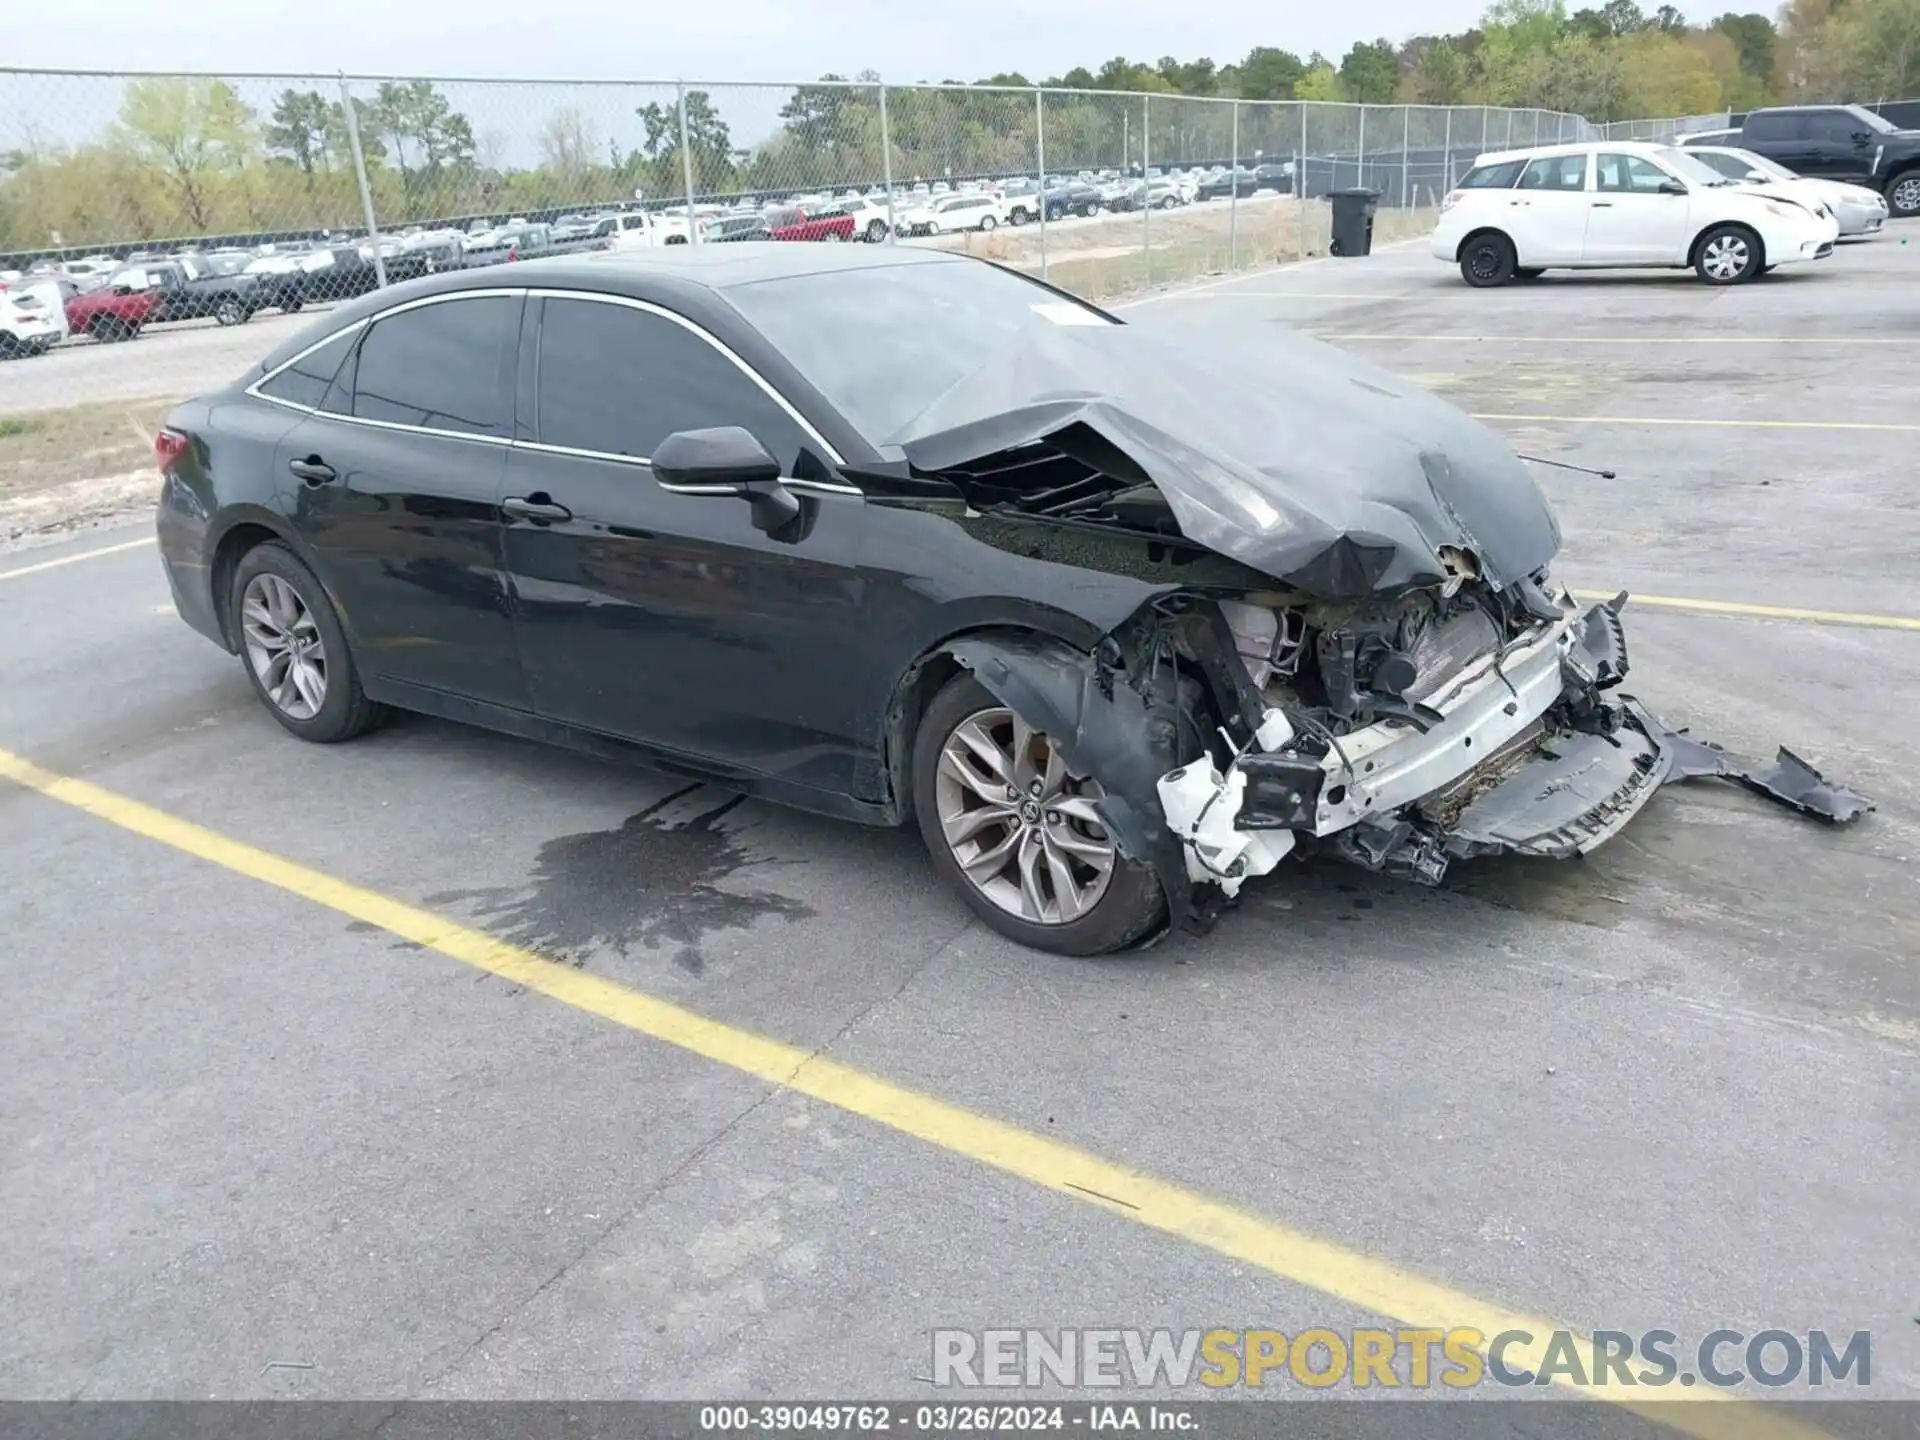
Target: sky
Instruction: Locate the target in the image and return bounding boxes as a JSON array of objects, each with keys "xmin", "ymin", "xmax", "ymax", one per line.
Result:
[{"xmin": 9, "ymin": 0, "xmax": 1501, "ymax": 83}]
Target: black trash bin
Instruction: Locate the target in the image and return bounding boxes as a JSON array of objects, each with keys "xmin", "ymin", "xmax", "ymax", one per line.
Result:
[{"xmin": 1329, "ymin": 187, "xmax": 1379, "ymax": 257}]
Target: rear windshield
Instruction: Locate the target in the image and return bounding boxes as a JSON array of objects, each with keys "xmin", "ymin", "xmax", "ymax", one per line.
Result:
[{"xmin": 1458, "ymin": 160, "xmax": 1525, "ymax": 189}]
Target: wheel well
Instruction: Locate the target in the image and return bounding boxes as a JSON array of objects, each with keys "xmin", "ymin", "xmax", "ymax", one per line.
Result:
[
  {"xmin": 1689, "ymin": 221, "xmax": 1763, "ymax": 270},
  {"xmin": 1455, "ymin": 226, "xmax": 1512, "ymax": 262},
  {"xmin": 209, "ymin": 522, "xmax": 282, "ymax": 648}
]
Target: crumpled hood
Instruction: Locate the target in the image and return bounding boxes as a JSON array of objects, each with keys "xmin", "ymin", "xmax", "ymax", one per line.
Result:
[{"xmin": 888, "ymin": 320, "xmax": 1561, "ymax": 598}]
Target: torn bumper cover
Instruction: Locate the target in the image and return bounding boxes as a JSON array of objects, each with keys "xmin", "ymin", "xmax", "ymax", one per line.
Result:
[{"xmin": 950, "ymin": 596, "xmax": 1873, "ymax": 932}]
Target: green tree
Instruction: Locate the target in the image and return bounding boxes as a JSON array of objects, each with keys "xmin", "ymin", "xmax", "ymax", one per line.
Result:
[
  {"xmin": 265, "ymin": 89, "xmax": 332, "ymax": 177},
  {"xmin": 1408, "ymin": 38, "xmax": 1472, "ymax": 102},
  {"xmin": 1294, "ymin": 60, "xmax": 1347, "ymax": 100},
  {"xmin": 1233, "ymin": 47, "xmax": 1307, "ymax": 99},
  {"xmin": 1339, "ymin": 40, "xmax": 1402, "ymax": 101},
  {"xmin": 117, "ymin": 78, "xmax": 256, "ymax": 230},
  {"xmin": 369, "ymin": 81, "xmax": 474, "ymax": 210},
  {"xmin": 634, "ymin": 90, "xmax": 736, "ymax": 196},
  {"xmin": 1710, "ymin": 12, "xmax": 1778, "ymax": 83}
]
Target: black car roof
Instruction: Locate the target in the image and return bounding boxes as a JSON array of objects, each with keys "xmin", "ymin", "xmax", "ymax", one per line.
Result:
[{"xmin": 243, "ymin": 244, "xmax": 972, "ymax": 381}]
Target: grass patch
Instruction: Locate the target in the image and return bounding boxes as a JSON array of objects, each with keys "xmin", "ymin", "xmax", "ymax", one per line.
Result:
[{"xmin": 0, "ymin": 397, "xmax": 177, "ymax": 498}]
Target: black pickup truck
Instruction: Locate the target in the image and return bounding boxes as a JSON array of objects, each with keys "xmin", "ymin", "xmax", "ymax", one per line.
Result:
[
  {"xmin": 1686, "ymin": 105, "xmax": 1920, "ymax": 217},
  {"xmin": 107, "ymin": 255, "xmax": 265, "ymax": 326}
]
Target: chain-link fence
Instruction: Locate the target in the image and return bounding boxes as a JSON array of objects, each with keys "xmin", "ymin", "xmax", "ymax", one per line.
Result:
[
  {"xmin": 1596, "ymin": 113, "xmax": 1733, "ymax": 142},
  {"xmin": 0, "ymin": 68, "xmax": 1597, "ymax": 323}
]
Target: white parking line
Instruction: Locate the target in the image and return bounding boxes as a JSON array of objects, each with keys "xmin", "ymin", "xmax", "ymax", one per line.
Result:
[{"xmin": 0, "ymin": 536, "xmax": 155, "ymax": 583}]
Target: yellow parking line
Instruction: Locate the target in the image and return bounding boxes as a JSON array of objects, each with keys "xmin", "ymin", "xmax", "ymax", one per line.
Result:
[
  {"xmin": 0, "ymin": 536, "xmax": 155, "ymax": 582},
  {"xmin": 1473, "ymin": 412, "xmax": 1920, "ymax": 433},
  {"xmin": 0, "ymin": 744, "xmax": 1828, "ymax": 1439},
  {"xmin": 1326, "ymin": 334, "xmax": 1908, "ymax": 345},
  {"xmin": 1580, "ymin": 589, "xmax": 1920, "ymax": 632}
]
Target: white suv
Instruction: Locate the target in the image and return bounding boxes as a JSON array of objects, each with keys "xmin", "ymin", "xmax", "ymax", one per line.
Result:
[
  {"xmin": 900, "ymin": 192, "xmax": 1007, "ymax": 236},
  {"xmin": 1432, "ymin": 141, "xmax": 1839, "ymax": 286}
]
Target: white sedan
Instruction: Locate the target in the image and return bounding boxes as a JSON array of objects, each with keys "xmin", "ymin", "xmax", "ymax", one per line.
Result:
[
  {"xmin": 1683, "ymin": 144, "xmax": 1889, "ymax": 238},
  {"xmin": 1432, "ymin": 140, "xmax": 1839, "ymax": 286},
  {"xmin": 897, "ymin": 193, "xmax": 1007, "ymax": 237}
]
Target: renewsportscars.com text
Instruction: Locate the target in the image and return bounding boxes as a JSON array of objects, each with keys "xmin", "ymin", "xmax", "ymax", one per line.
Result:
[{"xmin": 931, "ymin": 1327, "xmax": 1870, "ymax": 1391}]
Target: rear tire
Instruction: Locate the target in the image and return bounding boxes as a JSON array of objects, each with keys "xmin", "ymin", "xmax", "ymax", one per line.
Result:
[
  {"xmin": 865, "ymin": 219, "xmax": 887, "ymax": 242},
  {"xmin": 979, "ymin": 214, "xmax": 997, "ymax": 231},
  {"xmin": 912, "ymin": 674, "xmax": 1167, "ymax": 957},
  {"xmin": 1459, "ymin": 232, "xmax": 1517, "ymax": 287},
  {"xmin": 1693, "ymin": 223, "xmax": 1763, "ymax": 284},
  {"xmin": 228, "ymin": 541, "xmax": 388, "ymax": 744},
  {"xmin": 1888, "ymin": 171, "xmax": 1920, "ymax": 218},
  {"xmin": 215, "ymin": 298, "xmax": 244, "ymax": 326}
]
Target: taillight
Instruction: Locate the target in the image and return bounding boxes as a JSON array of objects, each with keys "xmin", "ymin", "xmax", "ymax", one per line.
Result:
[{"xmin": 154, "ymin": 427, "xmax": 189, "ymax": 475}]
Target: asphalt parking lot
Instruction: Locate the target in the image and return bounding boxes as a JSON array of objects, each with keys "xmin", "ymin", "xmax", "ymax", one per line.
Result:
[{"xmin": 4, "ymin": 237, "xmax": 1918, "ymax": 1423}]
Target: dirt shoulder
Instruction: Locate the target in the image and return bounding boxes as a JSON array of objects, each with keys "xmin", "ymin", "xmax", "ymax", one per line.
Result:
[{"xmin": 0, "ymin": 397, "xmax": 175, "ymax": 546}]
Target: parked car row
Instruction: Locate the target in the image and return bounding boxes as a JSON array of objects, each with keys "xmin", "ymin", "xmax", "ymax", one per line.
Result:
[{"xmin": 1679, "ymin": 104, "xmax": 1920, "ymax": 218}]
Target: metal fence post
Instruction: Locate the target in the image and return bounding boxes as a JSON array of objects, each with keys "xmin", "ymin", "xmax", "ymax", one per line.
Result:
[
  {"xmin": 677, "ymin": 81, "xmax": 699, "ymax": 242},
  {"xmin": 1228, "ymin": 99, "xmax": 1239, "ymax": 271},
  {"xmin": 1034, "ymin": 88, "xmax": 1047, "ymax": 279},
  {"xmin": 1356, "ymin": 104, "xmax": 1366, "ymax": 192},
  {"xmin": 880, "ymin": 83, "xmax": 895, "ymax": 244},
  {"xmin": 1141, "ymin": 93, "xmax": 1150, "ymax": 284},
  {"xmin": 1442, "ymin": 107, "xmax": 1453, "ymax": 191},
  {"xmin": 338, "ymin": 75, "xmax": 387, "ymax": 289},
  {"xmin": 1299, "ymin": 104, "xmax": 1309, "ymax": 261},
  {"xmin": 1400, "ymin": 106, "xmax": 1411, "ymax": 207}
]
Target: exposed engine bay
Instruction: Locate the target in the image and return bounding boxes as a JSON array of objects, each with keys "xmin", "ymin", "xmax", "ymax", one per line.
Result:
[
  {"xmin": 862, "ymin": 318, "xmax": 1874, "ymax": 933},
  {"xmin": 947, "ymin": 575, "xmax": 1871, "ymax": 934}
]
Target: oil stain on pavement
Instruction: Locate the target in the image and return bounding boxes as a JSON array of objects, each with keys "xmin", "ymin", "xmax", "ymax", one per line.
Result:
[{"xmin": 423, "ymin": 784, "xmax": 813, "ymax": 975}]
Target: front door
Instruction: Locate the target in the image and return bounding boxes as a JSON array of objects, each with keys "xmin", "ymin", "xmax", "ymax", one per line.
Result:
[
  {"xmin": 1799, "ymin": 109, "xmax": 1878, "ymax": 182},
  {"xmin": 499, "ymin": 292, "xmax": 872, "ymax": 795},
  {"xmin": 277, "ymin": 291, "xmax": 530, "ymax": 710},
  {"xmin": 1583, "ymin": 152, "xmax": 1692, "ymax": 264}
]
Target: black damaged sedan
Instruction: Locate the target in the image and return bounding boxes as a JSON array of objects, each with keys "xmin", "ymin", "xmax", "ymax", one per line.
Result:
[{"xmin": 155, "ymin": 247, "xmax": 1869, "ymax": 955}]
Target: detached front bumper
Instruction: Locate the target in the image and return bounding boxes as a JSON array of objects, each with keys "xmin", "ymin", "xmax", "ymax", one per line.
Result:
[{"xmin": 1159, "ymin": 594, "xmax": 1871, "ymax": 897}]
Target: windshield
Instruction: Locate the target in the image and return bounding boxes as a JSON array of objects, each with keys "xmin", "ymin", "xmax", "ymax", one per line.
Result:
[
  {"xmin": 724, "ymin": 259, "xmax": 1116, "ymax": 444},
  {"xmin": 1652, "ymin": 146, "xmax": 1732, "ymax": 186}
]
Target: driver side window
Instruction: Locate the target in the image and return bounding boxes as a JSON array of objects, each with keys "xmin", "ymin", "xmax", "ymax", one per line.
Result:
[
  {"xmin": 1595, "ymin": 154, "xmax": 1675, "ymax": 193},
  {"xmin": 533, "ymin": 296, "xmax": 809, "ymax": 471}
]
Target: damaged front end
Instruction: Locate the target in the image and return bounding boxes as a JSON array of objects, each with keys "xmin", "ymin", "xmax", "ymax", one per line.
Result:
[
  {"xmin": 952, "ymin": 582, "xmax": 1872, "ymax": 935},
  {"xmin": 890, "ymin": 320, "xmax": 1871, "ymax": 934}
]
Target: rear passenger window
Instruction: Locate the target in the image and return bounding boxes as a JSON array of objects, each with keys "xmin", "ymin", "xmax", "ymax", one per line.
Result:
[
  {"xmin": 1518, "ymin": 154, "xmax": 1587, "ymax": 190},
  {"xmin": 534, "ymin": 296, "xmax": 807, "ymax": 469},
  {"xmin": 348, "ymin": 295, "xmax": 519, "ymax": 437},
  {"xmin": 1744, "ymin": 112, "xmax": 1804, "ymax": 142},
  {"xmin": 1457, "ymin": 161, "xmax": 1524, "ymax": 189},
  {"xmin": 258, "ymin": 327, "xmax": 360, "ymax": 408}
]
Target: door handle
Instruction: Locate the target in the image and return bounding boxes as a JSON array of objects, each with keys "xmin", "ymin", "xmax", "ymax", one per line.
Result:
[
  {"xmin": 288, "ymin": 456, "xmax": 336, "ymax": 485},
  {"xmin": 501, "ymin": 495, "xmax": 573, "ymax": 523},
  {"xmin": 1590, "ymin": 201, "xmax": 1613, "ymax": 207}
]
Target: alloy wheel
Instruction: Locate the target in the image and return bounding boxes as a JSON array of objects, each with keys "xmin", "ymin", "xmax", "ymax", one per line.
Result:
[
  {"xmin": 934, "ymin": 707, "xmax": 1115, "ymax": 926},
  {"xmin": 241, "ymin": 572, "xmax": 328, "ymax": 720},
  {"xmin": 1701, "ymin": 234, "xmax": 1749, "ymax": 280},
  {"xmin": 1892, "ymin": 176, "xmax": 1920, "ymax": 215}
]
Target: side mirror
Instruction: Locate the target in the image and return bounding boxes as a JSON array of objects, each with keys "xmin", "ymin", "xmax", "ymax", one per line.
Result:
[
  {"xmin": 1852, "ymin": 131, "xmax": 1873, "ymax": 146},
  {"xmin": 1657, "ymin": 179, "xmax": 1687, "ymax": 195},
  {"xmin": 1745, "ymin": 170, "xmax": 1771, "ymax": 182},
  {"xmin": 652, "ymin": 426, "xmax": 801, "ymax": 534}
]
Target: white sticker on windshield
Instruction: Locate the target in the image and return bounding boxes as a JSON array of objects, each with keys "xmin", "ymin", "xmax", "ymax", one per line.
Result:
[{"xmin": 1031, "ymin": 302, "xmax": 1106, "ymax": 326}]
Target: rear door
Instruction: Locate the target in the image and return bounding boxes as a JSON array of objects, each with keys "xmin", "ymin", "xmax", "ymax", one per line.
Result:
[
  {"xmin": 499, "ymin": 291, "xmax": 871, "ymax": 792},
  {"xmin": 1506, "ymin": 153, "xmax": 1591, "ymax": 263},
  {"xmin": 270, "ymin": 291, "xmax": 530, "ymax": 709},
  {"xmin": 1744, "ymin": 111, "xmax": 1814, "ymax": 172},
  {"xmin": 1582, "ymin": 152, "xmax": 1691, "ymax": 264}
]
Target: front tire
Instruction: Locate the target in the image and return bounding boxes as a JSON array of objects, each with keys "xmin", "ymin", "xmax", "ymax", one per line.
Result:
[
  {"xmin": 1694, "ymin": 224, "xmax": 1762, "ymax": 284},
  {"xmin": 215, "ymin": 297, "xmax": 244, "ymax": 326},
  {"xmin": 978, "ymin": 214, "xmax": 997, "ymax": 231},
  {"xmin": 912, "ymin": 675, "xmax": 1166, "ymax": 956},
  {"xmin": 865, "ymin": 219, "xmax": 887, "ymax": 242},
  {"xmin": 228, "ymin": 542, "xmax": 388, "ymax": 743},
  {"xmin": 1460, "ymin": 232, "xmax": 1517, "ymax": 287}
]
